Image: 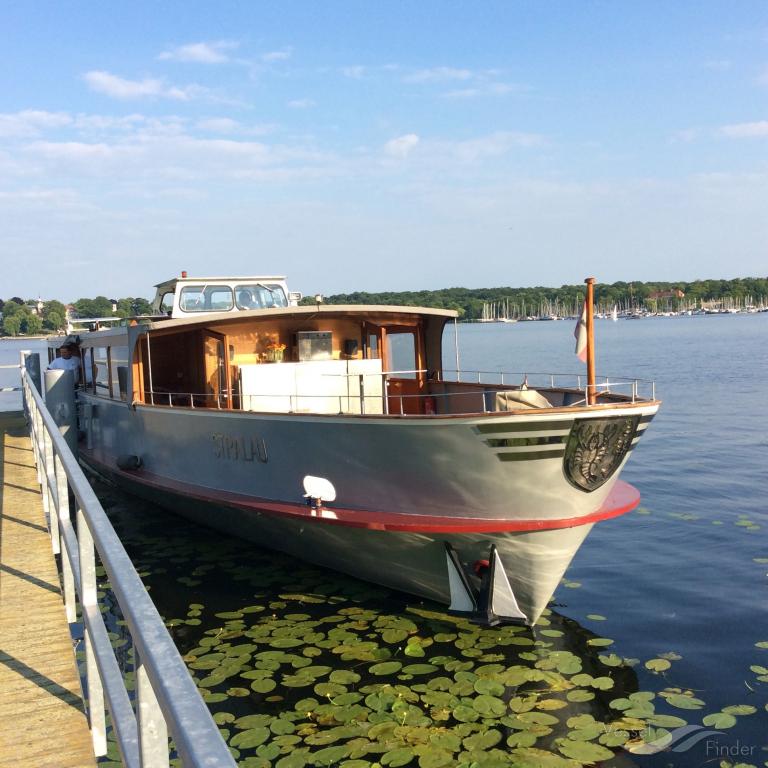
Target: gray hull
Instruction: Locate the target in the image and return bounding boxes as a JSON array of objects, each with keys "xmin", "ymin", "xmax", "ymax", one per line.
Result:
[{"xmin": 81, "ymin": 395, "xmax": 655, "ymax": 623}]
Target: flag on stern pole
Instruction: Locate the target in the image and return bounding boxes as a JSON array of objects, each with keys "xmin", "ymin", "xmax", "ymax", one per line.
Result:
[{"xmin": 574, "ymin": 300, "xmax": 588, "ymax": 362}]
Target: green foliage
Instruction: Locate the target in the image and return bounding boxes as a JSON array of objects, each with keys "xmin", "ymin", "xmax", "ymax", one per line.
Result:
[
  {"xmin": 73, "ymin": 296, "xmax": 115, "ymax": 318},
  {"xmin": 305, "ymin": 277, "xmax": 768, "ymax": 320},
  {"xmin": 2, "ymin": 313, "xmax": 22, "ymax": 336},
  {"xmin": 25, "ymin": 313, "xmax": 43, "ymax": 335}
]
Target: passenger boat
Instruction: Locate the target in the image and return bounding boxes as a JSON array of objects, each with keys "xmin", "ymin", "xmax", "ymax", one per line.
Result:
[{"xmin": 49, "ymin": 274, "xmax": 660, "ymax": 625}]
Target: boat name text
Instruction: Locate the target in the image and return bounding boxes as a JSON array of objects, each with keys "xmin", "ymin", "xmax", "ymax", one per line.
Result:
[{"xmin": 212, "ymin": 433, "xmax": 268, "ymax": 463}]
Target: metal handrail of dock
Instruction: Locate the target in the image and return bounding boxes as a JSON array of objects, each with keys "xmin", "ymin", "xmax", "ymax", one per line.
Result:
[{"xmin": 18, "ymin": 357, "xmax": 236, "ymax": 768}]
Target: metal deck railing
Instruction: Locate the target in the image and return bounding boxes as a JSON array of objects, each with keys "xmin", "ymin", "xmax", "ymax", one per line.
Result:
[
  {"xmin": 19, "ymin": 355, "xmax": 236, "ymax": 768},
  {"xmin": 135, "ymin": 368, "xmax": 655, "ymax": 416}
]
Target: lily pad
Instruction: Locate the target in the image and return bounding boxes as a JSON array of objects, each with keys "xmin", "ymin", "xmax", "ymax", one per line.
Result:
[
  {"xmin": 558, "ymin": 740, "xmax": 614, "ymax": 762},
  {"xmin": 370, "ymin": 661, "xmax": 403, "ymax": 676},
  {"xmin": 230, "ymin": 727, "xmax": 270, "ymax": 749},
  {"xmin": 381, "ymin": 747, "xmax": 414, "ymax": 766},
  {"xmin": 645, "ymin": 658, "xmax": 671, "ymax": 672},
  {"xmin": 721, "ymin": 704, "xmax": 757, "ymax": 716},
  {"xmin": 702, "ymin": 712, "xmax": 737, "ymax": 729}
]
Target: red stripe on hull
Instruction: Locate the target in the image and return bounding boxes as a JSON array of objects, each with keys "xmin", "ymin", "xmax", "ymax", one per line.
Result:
[{"xmin": 82, "ymin": 450, "xmax": 640, "ymax": 534}]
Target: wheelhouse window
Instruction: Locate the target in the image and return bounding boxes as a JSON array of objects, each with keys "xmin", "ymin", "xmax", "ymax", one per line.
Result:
[
  {"xmin": 179, "ymin": 285, "xmax": 234, "ymax": 312},
  {"xmin": 235, "ymin": 284, "xmax": 288, "ymax": 310}
]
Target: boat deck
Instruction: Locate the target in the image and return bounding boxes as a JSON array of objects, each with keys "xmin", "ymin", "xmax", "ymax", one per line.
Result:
[{"xmin": 0, "ymin": 411, "xmax": 95, "ymax": 768}]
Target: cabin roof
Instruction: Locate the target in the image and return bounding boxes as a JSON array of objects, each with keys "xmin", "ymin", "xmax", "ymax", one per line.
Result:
[
  {"xmin": 153, "ymin": 275, "xmax": 287, "ymax": 291},
  {"xmin": 141, "ymin": 304, "xmax": 458, "ymax": 332}
]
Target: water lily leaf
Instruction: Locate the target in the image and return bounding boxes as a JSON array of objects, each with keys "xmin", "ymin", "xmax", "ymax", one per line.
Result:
[
  {"xmin": 231, "ymin": 727, "xmax": 270, "ymax": 749},
  {"xmin": 270, "ymin": 719, "xmax": 296, "ymax": 735},
  {"xmin": 566, "ymin": 690, "xmax": 594, "ymax": 703},
  {"xmin": 257, "ymin": 743, "xmax": 281, "ymax": 761},
  {"xmin": 599, "ymin": 730, "xmax": 629, "ymax": 748},
  {"xmin": 590, "ymin": 676, "xmax": 614, "ymax": 690},
  {"xmin": 558, "ymin": 739, "xmax": 614, "ymax": 762},
  {"xmin": 702, "ymin": 712, "xmax": 737, "ymax": 729},
  {"xmin": 664, "ymin": 694, "xmax": 705, "ymax": 710},
  {"xmin": 417, "ymin": 748, "xmax": 453, "ymax": 768},
  {"xmin": 586, "ymin": 614, "xmax": 606, "ymax": 621},
  {"xmin": 276, "ymin": 757, "xmax": 307, "ymax": 768},
  {"xmin": 749, "ymin": 665, "xmax": 768, "ymax": 675},
  {"xmin": 330, "ymin": 670, "xmax": 361, "ymax": 685},
  {"xmin": 214, "ymin": 712, "xmax": 235, "ymax": 725},
  {"xmin": 510, "ymin": 746, "xmax": 580, "ymax": 768},
  {"xmin": 314, "ymin": 682, "xmax": 347, "ymax": 697},
  {"xmin": 506, "ymin": 731, "xmax": 539, "ymax": 748},
  {"xmin": 474, "ymin": 678, "xmax": 504, "ymax": 696},
  {"xmin": 382, "ymin": 629, "xmax": 409, "ymax": 644},
  {"xmin": 251, "ymin": 679, "xmax": 276, "ymax": 694},
  {"xmin": 311, "ymin": 745, "xmax": 351, "ymax": 766},
  {"xmin": 453, "ymin": 705, "xmax": 480, "ymax": 722},
  {"xmin": 646, "ymin": 714, "xmax": 687, "ymax": 728},
  {"xmin": 721, "ymin": 705, "xmax": 757, "ymax": 716},
  {"xmin": 539, "ymin": 629, "xmax": 564, "ymax": 637},
  {"xmin": 463, "ymin": 730, "xmax": 502, "ymax": 751},
  {"xmin": 598, "ymin": 653, "xmax": 623, "ymax": 667},
  {"xmin": 227, "ymin": 687, "xmax": 251, "ymax": 697},
  {"xmin": 215, "ymin": 611, "xmax": 244, "ymax": 619},
  {"xmin": 755, "ymin": 641, "xmax": 768, "ymax": 649},
  {"xmin": 370, "ymin": 661, "xmax": 402, "ymax": 676},
  {"xmin": 381, "ymin": 747, "xmax": 414, "ymax": 767},
  {"xmin": 645, "ymin": 658, "xmax": 671, "ymax": 672},
  {"xmin": 271, "ymin": 638, "xmax": 304, "ymax": 648},
  {"xmin": 472, "ymin": 694, "xmax": 506, "ymax": 717},
  {"xmin": 404, "ymin": 644, "xmax": 425, "ymax": 658},
  {"xmin": 401, "ymin": 664, "xmax": 438, "ymax": 675},
  {"xmin": 536, "ymin": 699, "xmax": 568, "ymax": 711}
]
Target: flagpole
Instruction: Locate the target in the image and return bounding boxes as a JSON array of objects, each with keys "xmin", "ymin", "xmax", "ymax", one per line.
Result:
[{"xmin": 585, "ymin": 277, "xmax": 596, "ymax": 405}]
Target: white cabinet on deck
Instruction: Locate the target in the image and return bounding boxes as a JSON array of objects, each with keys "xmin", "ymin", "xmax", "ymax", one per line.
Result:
[{"xmin": 239, "ymin": 359, "xmax": 384, "ymax": 415}]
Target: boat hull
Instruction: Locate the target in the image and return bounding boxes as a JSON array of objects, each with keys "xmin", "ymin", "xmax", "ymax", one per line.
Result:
[{"xmin": 79, "ymin": 395, "xmax": 655, "ymax": 623}]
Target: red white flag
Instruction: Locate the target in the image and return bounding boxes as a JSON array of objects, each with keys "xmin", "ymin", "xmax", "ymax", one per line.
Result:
[{"xmin": 574, "ymin": 300, "xmax": 588, "ymax": 362}]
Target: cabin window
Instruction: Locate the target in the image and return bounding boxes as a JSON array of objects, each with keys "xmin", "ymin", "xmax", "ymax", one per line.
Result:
[
  {"xmin": 81, "ymin": 348, "xmax": 94, "ymax": 391},
  {"xmin": 159, "ymin": 291, "xmax": 174, "ymax": 314},
  {"xmin": 110, "ymin": 345, "xmax": 129, "ymax": 400},
  {"xmin": 94, "ymin": 347, "xmax": 110, "ymax": 395},
  {"xmin": 179, "ymin": 285, "xmax": 234, "ymax": 312},
  {"xmin": 235, "ymin": 284, "xmax": 288, "ymax": 310},
  {"xmin": 387, "ymin": 332, "xmax": 417, "ymax": 379}
]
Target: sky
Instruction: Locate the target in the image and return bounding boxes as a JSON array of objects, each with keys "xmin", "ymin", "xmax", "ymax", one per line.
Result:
[{"xmin": 1, "ymin": 1, "xmax": 767, "ymax": 302}]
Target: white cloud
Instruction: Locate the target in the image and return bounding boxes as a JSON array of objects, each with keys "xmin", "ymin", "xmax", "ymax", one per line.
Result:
[
  {"xmin": 759, "ymin": 67, "xmax": 768, "ymax": 86},
  {"xmin": 437, "ymin": 131, "xmax": 544, "ymax": 162},
  {"xmin": 83, "ymin": 70, "xmax": 203, "ymax": 101},
  {"xmin": 0, "ymin": 110, "xmax": 72, "ymax": 137},
  {"xmin": 287, "ymin": 99, "xmax": 316, "ymax": 109},
  {"xmin": 341, "ymin": 66, "xmax": 365, "ymax": 79},
  {"xmin": 720, "ymin": 121, "xmax": 768, "ymax": 138},
  {"xmin": 262, "ymin": 48, "xmax": 292, "ymax": 62},
  {"xmin": 196, "ymin": 117, "xmax": 241, "ymax": 133},
  {"xmin": 158, "ymin": 40, "xmax": 238, "ymax": 63},
  {"xmin": 404, "ymin": 67, "xmax": 473, "ymax": 83},
  {"xmin": 442, "ymin": 83, "xmax": 521, "ymax": 99},
  {"xmin": 384, "ymin": 133, "xmax": 420, "ymax": 158}
]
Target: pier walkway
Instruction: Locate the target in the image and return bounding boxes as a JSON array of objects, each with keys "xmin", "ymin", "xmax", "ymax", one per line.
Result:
[{"xmin": 0, "ymin": 411, "xmax": 95, "ymax": 768}]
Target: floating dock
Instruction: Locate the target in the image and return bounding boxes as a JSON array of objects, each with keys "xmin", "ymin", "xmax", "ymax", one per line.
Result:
[{"xmin": 0, "ymin": 411, "xmax": 95, "ymax": 768}]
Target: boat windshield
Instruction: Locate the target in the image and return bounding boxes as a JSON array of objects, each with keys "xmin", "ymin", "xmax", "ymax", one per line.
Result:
[
  {"xmin": 179, "ymin": 285, "xmax": 234, "ymax": 312},
  {"xmin": 235, "ymin": 283, "xmax": 288, "ymax": 310}
]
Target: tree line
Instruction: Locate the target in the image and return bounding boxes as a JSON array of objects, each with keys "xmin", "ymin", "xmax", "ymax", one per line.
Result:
[
  {"xmin": 0, "ymin": 296, "xmax": 153, "ymax": 336},
  {"xmin": 303, "ymin": 277, "xmax": 768, "ymax": 319},
  {"xmin": 2, "ymin": 277, "xmax": 766, "ymax": 335}
]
